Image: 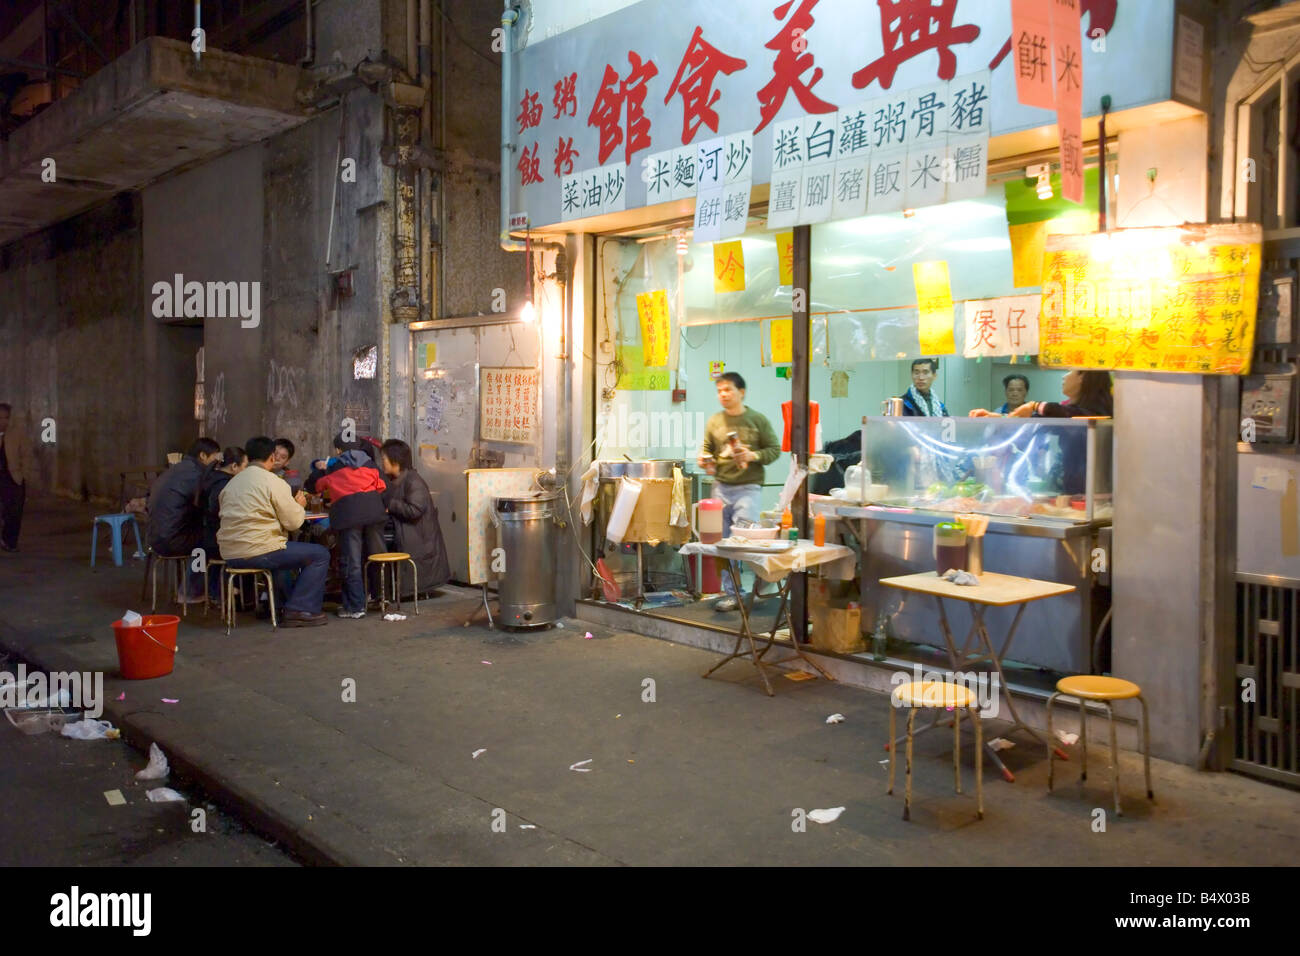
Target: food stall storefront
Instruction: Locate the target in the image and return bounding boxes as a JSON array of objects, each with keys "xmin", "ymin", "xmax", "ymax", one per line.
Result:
[{"xmin": 502, "ymin": 0, "xmax": 1237, "ymax": 763}]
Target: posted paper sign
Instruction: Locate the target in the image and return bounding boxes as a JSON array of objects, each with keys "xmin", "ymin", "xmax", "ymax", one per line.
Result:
[
  {"xmin": 963, "ymin": 295, "xmax": 1041, "ymax": 357},
  {"xmin": 776, "ymin": 231, "xmax": 794, "ymax": 285},
  {"xmin": 1038, "ymin": 223, "xmax": 1262, "ymax": 374},
  {"xmin": 1053, "ymin": 0, "xmax": 1084, "ymax": 204},
  {"xmin": 1011, "ymin": 0, "xmax": 1056, "ymax": 110},
  {"xmin": 913, "ymin": 260, "xmax": 957, "ymax": 355},
  {"xmin": 636, "ymin": 289, "xmax": 671, "ymax": 367},
  {"xmin": 480, "ymin": 368, "xmax": 539, "ymax": 444},
  {"xmin": 714, "ymin": 240, "xmax": 746, "ymax": 293},
  {"xmin": 771, "ymin": 318, "xmax": 793, "ymax": 364}
]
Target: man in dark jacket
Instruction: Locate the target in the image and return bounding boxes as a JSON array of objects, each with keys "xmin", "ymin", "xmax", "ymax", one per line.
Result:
[
  {"xmin": 148, "ymin": 437, "xmax": 220, "ymax": 601},
  {"xmin": 307, "ymin": 435, "xmax": 387, "ymax": 619},
  {"xmin": 379, "ymin": 439, "xmax": 450, "ymax": 595}
]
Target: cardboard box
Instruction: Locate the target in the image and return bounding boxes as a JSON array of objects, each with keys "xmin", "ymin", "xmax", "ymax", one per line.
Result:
[
  {"xmin": 623, "ymin": 478, "xmax": 691, "ymax": 546},
  {"xmin": 809, "ymin": 577, "xmax": 864, "ymax": 654}
]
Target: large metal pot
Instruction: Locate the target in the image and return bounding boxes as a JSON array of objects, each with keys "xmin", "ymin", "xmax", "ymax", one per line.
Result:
[
  {"xmin": 491, "ymin": 494, "xmax": 559, "ymax": 627},
  {"xmin": 598, "ymin": 461, "xmax": 628, "ymax": 482},
  {"xmin": 621, "ymin": 459, "xmax": 683, "ymax": 480}
]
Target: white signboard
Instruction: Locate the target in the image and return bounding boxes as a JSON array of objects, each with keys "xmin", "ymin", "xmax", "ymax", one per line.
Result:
[
  {"xmin": 962, "ymin": 294, "xmax": 1041, "ymax": 358},
  {"xmin": 480, "ymin": 368, "xmax": 540, "ymax": 444}
]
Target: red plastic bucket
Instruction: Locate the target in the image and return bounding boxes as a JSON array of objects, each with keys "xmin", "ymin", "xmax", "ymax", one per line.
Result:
[{"xmin": 111, "ymin": 615, "xmax": 179, "ymax": 679}]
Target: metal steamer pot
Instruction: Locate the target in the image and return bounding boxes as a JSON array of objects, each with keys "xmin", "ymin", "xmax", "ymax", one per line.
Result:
[
  {"xmin": 491, "ymin": 494, "xmax": 561, "ymax": 628},
  {"xmin": 598, "ymin": 459, "xmax": 683, "ymax": 482}
]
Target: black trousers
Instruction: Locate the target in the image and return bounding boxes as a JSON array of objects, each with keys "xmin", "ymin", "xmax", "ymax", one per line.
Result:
[{"xmin": 0, "ymin": 473, "xmax": 24, "ymax": 548}]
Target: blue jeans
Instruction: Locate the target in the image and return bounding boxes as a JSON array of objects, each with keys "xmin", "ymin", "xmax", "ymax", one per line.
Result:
[
  {"xmin": 227, "ymin": 542, "xmax": 329, "ymax": 615},
  {"xmin": 337, "ymin": 524, "xmax": 386, "ymax": 613},
  {"xmin": 714, "ymin": 482, "xmax": 762, "ymax": 597}
]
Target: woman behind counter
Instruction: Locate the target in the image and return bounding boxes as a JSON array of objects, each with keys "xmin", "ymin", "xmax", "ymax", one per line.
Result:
[
  {"xmin": 970, "ymin": 370, "xmax": 1112, "ymax": 419},
  {"xmin": 379, "ymin": 439, "xmax": 451, "ymax": 596}
]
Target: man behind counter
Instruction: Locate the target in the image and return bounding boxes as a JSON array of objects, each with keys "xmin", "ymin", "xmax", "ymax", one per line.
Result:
[
  {"xmin": 696, "ymin": 372, "xmax": 780, "ymax": 612},
  {"xmin": 899, "ymin": 358, "xmax": 949, "ymax": 416}
]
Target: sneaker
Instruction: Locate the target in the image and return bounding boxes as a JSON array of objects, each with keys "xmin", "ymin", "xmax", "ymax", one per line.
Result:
[
  {"xmin": 713, "ymin": 596, "xmax": 739, "ymax": 612},
  {"xmin": 336, "ymin": 609, "xmax": 366, "ymax": 619},
  {"xmin": 282, "ymin": 611, "xmax": 327, "ymax": 627}
]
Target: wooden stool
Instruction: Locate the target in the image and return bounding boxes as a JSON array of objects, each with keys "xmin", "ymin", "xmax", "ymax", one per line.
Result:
[
  {"xmin": 148, "ymin": 552, "xmax": 195, "ymax": 617},
  {"xmin": 223, "ymin": 568, "xmax": 278, "ymax": 634},
  {"xmin": 1047, "ymin": 675, "xmax": 1152, "ymax": 816},
  {"xmin": 90, "ymin": 514, "xmax": 144, "ymax": 568},
  {"xmin": 365, "ymin": 552, "xmax": 418, "ymax": 616},
  {"xmin": 888, "ymin": 680, "xmax": 983, "ymax": 822}
]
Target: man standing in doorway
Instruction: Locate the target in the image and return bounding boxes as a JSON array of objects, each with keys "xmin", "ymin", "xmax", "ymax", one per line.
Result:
[
  {"xmin": 697, "ymin": 373, "xmax": 780, "ymax": 612},
  {"xmin": 0, "ymin": 403, "xmax": 35, "ymax": 552},
  {"xmin": 899, "ymin": 358, "xmax": 949, "ymax": 417}
]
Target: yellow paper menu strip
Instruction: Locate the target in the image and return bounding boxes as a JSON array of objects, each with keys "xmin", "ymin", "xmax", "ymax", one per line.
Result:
[
  {"xmin": 635, "ymin": 289, "xmax": 671, "ymax": 367},
  {"xmin": 770, "ymin": 318, "xmax": 793, "ymax": 364},
  {"xmin": 776, "ymin": 231, "xmax": 794, "ymax": 286},
  {"xmin": 714, "ymin": 239, "xmax": 746, "ymax": 293},
  {"xmin": 913, "ymin": 259, "xmax": 956, "ymax": 356}
]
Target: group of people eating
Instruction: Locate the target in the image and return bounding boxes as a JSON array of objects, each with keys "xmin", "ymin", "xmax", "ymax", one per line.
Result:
[{"xmin": 147, "ymin": 432, "xmax": 450, "ymax": 627}]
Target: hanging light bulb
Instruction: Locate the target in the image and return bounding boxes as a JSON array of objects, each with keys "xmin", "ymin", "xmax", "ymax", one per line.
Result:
[{"xmin": 520, "ymin": 300, "xmax": 536, "ymax": 323}]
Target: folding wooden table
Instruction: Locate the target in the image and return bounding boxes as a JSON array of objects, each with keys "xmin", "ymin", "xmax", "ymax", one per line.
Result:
[
  {"xmin": 878, "ymin": 571, "xmax": 1076, "ymax": 781},
  {"xmin": 679, "ymin": 539, "xmax": 855, "ymax": 696}
]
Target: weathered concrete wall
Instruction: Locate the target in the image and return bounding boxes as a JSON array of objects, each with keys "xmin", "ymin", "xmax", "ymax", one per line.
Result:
[
  {"xmin": 0, "ymin": 194, "xmax": 146, "ymax": 500},
  {"xmin": 440, "ymin": 0, "xmax": 528, "ymax": 317}
]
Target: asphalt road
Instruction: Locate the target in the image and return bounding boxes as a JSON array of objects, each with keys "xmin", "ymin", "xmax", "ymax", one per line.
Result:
[{"xmin": 0, "ymin": 656, "xmax": 298, "ymax": 867}]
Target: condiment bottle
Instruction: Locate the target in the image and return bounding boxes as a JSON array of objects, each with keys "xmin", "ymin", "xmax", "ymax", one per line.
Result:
[
  {"xmin": 813, "ymin": 512, "xmax": 826, "ymax": 547},
  {"xmin": 780, "ymin": 507, "xmax": 792, "ymax": 530}
]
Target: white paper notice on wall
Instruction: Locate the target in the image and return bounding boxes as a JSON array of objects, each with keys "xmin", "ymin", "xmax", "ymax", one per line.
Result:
[
  {"xmin": 1252, "ymin": 467, "xmax": 1289, "ymax": 493},
  {"xmin": 696, "ymin": 136, "xmax": 724, "ymax": 190},
  {"xmin": 694, "ymin": 186, "xmax": 725, "ymax": 243},
  {"xmin": 962, "ymin": 295, "xmax": 1041, "ymax": 358},
  {"xmin": 719, "ymin": 179, "xmax": 752, "ymax": 238}
]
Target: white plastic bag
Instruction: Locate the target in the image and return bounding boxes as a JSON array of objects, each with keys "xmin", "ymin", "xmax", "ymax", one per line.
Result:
[
  {"xmin": 604, "ymin": 477, "xmax": 642, "ymax": 545},
  {"xmin": 145, "ymin": 788, "xmax": 185, "ymax": 803},
  {"xmin": 135, "ymin": 742, "xmax": 169, "ymax": 781},
  {"xmin": 60, "ymin": 718, "xmax": 117, "ymax": 740}
]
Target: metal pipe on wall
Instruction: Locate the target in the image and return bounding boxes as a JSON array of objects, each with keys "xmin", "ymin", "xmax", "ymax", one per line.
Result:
[{"xmin": 498, "ymin": 1, "xmax": 526, "ymax": 253}]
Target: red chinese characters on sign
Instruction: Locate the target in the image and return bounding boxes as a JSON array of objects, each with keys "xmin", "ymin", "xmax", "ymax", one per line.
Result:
[
  {"xmin": 754, "ymin": 0, "xmax": 837, "ymax": 135},
  {"xmin": 587, "ymin": 51, "xmax": 660, "ymax": 166},
  {"xmin": 1053, "ymin": 0, "xmax": 1083, "ymax": 203},
  {"xmin": 974, "ymin": 309, "xmax": 997, "ymax": 350},
  {"xmin": 518, "ymin": 142, "xmax": 543, "ymax": 186},
  {"xmin": 482, "ymin": 368, "xmax": 539, "ymax": 444},
  {"xmin": 554, "ymin": 136, "xmax": 580, "ymax": 177},
  {"xmin": 553, "ymin": 72, "xmax": 578, "ymax": 119},
  {"xmin": 665, "ymin": 26, "xmax": 749, "ymax": 144},
  {"xmin": 517, "ymin": 89, "xmax": 542, "ymax": 134},
  {"xmin": 852, "ymin": 0, "xmax": 980, "ymax": 91}
]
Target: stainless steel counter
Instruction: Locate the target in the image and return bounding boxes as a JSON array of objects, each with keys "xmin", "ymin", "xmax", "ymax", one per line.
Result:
[{"xmin": 827, "ymin": 503, "xmax": 1110, "ymax": 674}]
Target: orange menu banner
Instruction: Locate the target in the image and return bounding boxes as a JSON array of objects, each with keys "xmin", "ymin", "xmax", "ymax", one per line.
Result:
[
  {"xmin": 912, "ymin": 260, "xmax": 957, "ymax": 356},
  {"xmin": 1011, "ymin": 0, "xmax": 1055, "ymax": 110},
  {"xmin": 1052, "ymin": 0, "xmax": 1083, "ymax": 204},
  {"xmin": 635, "ymin": 289, "xmax": 671, "ymax": 366},
  {"xmin": 1038, "ymin": 223, "xmax": 1263, "ymax": 375}
]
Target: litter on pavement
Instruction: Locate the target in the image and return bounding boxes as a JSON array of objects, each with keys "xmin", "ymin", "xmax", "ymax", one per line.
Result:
[
  {"xmin": 103, "ymin": 789, "xmax": 126, "ymax": 806},
  {"xmin": 161, "ymin": 698, "xmax": 179, "ymax": 704},
  {"xmin": 808, "ymin": 807, "xmax": 846, "ymax": 824},
  {"xmin": 145, "ymin": 788, "xmax": 185, "ymax": 803},
  {"xmin": 135, "ymin": 742, "xmax": 169, "ymax": 781},
  {"xmin": 569, "ymin": 759, "xmax": 593, "ymax": 772},
  {"xmin": 383, "ymin": 613, "xmax": 407, "ymax": 621},
  {"xmin": 988, "ymin": 737, "xmax": 1016, "ymax": 752},
  {"xmin": 472, "ymin": 749, "xmax": 486, "ymax": 758},
  {"xmin": 1055, "ymin": 730, "xmax": 1079, "ymax": 745},
  {"xmin": 825, "ymin": 713, "xmax": 845, "ymax": 724},
  {"xmin": 61, "ymin": 718, "xmax": 118, "ymax": 740}
]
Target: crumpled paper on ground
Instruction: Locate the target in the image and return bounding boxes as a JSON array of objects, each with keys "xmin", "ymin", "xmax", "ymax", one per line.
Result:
[
  {"xmin": 808, "ymin": 807, "xmax": 845, "ymax": 824},
  {"xmin": 61, "ymin": 718, "xmax": 119, "ymax": 740},
  {"xmin": 988, "ymin": 737, "xmax": 1015, "ymax": 751},
  {"xmin": 1055, "ymin": 730, "xmax": 1079, "ymax": 745},
  {"xmin": 825, "ymin": 713, "xmax": 845, "ymax": 724},
  {"xmin": 383, "ymin": 613, "xmax": 407, "ymax": 621},
  {"xmin": 146, "ymin": 788, "xmax": 185, "ymax": 803},
  {"xmin": 135, "ymin": 742, "xmax": 169, "ymax": 781}
]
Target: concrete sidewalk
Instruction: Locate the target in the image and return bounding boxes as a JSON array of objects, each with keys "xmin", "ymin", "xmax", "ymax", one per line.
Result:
[{"xmin": 2, "ymin": 497, "xmax": 1297, "ymax": 866}]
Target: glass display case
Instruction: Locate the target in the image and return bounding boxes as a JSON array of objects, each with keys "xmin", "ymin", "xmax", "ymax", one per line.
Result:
[{"xmin": 834, "ymin": 416, "xmax": 1114, "ymax": 525}]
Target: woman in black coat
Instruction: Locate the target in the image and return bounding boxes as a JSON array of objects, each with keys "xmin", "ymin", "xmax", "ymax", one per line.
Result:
[{"xmin": 379, "ymin": 439, "xmax": 451, "ymax": 595}]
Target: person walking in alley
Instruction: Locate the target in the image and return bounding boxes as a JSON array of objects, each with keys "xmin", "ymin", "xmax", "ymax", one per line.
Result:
[
  {"xmin": 219, "ymin": 436, "xmax": 329, "ymax": 627},
  {"xmin": 307, "ymin": 434, "xmax": 388, "ymax": 619},
  {"xmin": 148, "ymin": 437, "xmax": 220, "ymax": 598},
  {"xmin": 696, "ymin": 373, "xmax": 780, "ymax": 612},
  {"xmin": 0, "ymin": 403, "xmax": 35, "ymax": 552}
]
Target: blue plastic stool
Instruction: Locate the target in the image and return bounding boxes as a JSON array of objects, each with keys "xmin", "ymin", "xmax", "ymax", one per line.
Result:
[{"xmin": 91, "ymin": 514, "xmax": 145, "ymax": 568}]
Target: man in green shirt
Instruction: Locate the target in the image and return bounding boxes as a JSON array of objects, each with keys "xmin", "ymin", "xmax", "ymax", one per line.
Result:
[{"xmin": 696, "ymin": 372, "xmax": 780, "ymax": 611}]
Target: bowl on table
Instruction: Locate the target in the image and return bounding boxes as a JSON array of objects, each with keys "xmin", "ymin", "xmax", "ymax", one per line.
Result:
[{"xmin": 730, "ymin": 525, "xmax": 780, "ymax": 541}]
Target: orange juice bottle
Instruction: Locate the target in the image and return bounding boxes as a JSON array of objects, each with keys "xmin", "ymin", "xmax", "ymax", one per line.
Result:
[
  {"xmin": 780, "ymin": 507, "xmax": 792, "ymax": 531},
  {"xmin": 813, "ymin": 512, "xmax": 826, "ymax": 547}
]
